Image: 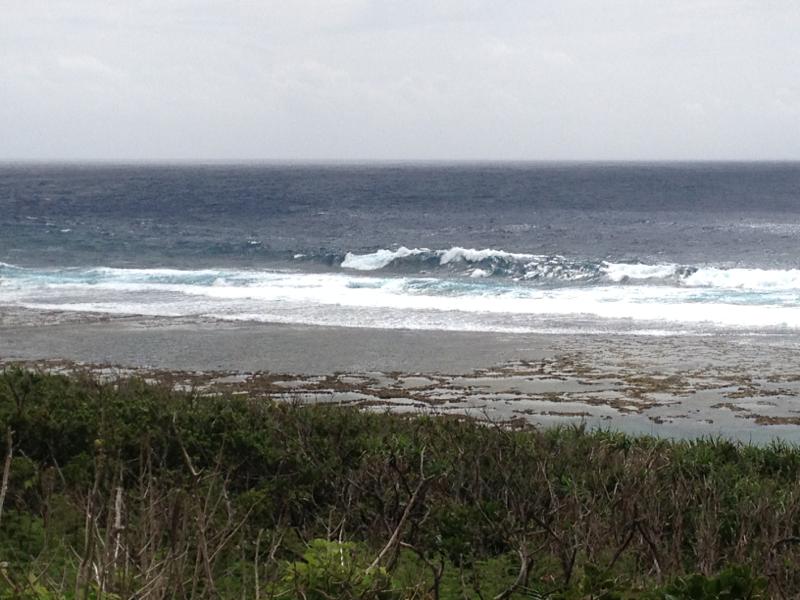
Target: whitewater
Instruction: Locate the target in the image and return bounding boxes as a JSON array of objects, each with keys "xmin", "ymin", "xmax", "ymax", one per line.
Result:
[{"xmin": 4, "ymin": 247, "xmax": 800, "ymax": 334}]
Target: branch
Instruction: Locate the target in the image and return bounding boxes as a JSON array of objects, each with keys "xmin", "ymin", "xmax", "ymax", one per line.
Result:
[
  {"xmin": 635, "ymin": 520, "xmax": 662, "ymax": 576},
  {"xmin": 0, "ymin": 427, "xmax": 13, "ymax": 528},
  {"xmin": 771, "ymin": 537, "xmax": 800, "ymax": 551},
  {"xmin": 399, "ymin": 542, "xmax": 444, "ymax": 600},
  {"xmin": 172, "ymin": 415, "xmax": 201, "ymax": 479},
  {"xmin": 368, "ymin": 448, "xmax": 435, "ymax": 571},
  {"xmin": 607, "ymin": 521, "xmax": 636, "ymax": 572},
  {"xmin": 493, "ymin": 547, "xmax": 534, "ymax": 600}
]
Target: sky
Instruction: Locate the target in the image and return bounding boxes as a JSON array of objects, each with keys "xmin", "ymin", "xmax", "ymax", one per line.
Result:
[{"xmin": 2, "ymin": 0, "xmax": 800, "ymax": 161}]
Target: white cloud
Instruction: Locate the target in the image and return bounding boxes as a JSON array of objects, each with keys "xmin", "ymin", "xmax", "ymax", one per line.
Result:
[
  {"xmin": 56, "ymin": 55, "xmax": 122, "ymax": 78},
  {"xmin": 1, "ymin": 0, "xmax": 799, "ymax": 159},
  {"xmin": 681, "ymin": 102, "xmax": 705, "ymax": 116}
]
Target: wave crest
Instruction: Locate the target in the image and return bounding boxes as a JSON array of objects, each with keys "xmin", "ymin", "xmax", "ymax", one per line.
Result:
[
  {"xmin": 340, "ymin": 246, "xmax": 601, "ymax": 282},
  {"xmin": 338, "ymin": 247, "xmax": 800, "ymax": 290},
  {"xmin": 341, "ymin": 247, "xmax": 427, "ymax": 270}
]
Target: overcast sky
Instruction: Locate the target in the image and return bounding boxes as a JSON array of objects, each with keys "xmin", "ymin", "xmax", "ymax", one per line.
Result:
[{"xmin": 2, "ymin": 1, "xmax": 800, "ymax": 160}]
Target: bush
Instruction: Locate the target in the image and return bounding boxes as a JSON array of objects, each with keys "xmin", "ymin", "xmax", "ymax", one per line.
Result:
[
  {"xmin": 0, "ymin": 367, "xmax": 797, "ymax": 598},
  {"xmin": 280, "ymin": 539, "xmax": 398, "ymax": 600}
]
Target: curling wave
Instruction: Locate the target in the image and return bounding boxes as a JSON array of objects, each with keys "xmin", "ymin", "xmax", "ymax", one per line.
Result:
[
  {"xmin": 336, "ymin": 247, "xmax": 800, "ymax": 289},
  {"xmin": 339, "ymin": 247, "xmax": 608, "ymax": 282}
]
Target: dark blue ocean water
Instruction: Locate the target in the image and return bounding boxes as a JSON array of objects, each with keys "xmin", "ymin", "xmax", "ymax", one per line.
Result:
[
  {"xmin": 2, "ymin": 162, "xmax": 800, "ymax": 334},
  {"xmin": 3, "ymin": 162, "xmax": 800, "ymax": 268}
]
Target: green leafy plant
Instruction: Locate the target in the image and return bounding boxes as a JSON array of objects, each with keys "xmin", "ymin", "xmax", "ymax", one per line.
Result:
[
  {"xmin": 654, "ymin": 566, "xmax": 767, "ymax": 599},
  {"xmin": 280, "ymin": 539, "xmax": 398, "ymax": 600}
]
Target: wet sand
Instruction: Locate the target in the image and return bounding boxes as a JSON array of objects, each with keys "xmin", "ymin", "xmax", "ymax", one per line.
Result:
[
  {"xmin": 3, "ymin": 309, "xmax": 800, "ymax": 443},
  {"xmin": 0, "ymin": 312, "xmax": 557, "ymax": 373}
]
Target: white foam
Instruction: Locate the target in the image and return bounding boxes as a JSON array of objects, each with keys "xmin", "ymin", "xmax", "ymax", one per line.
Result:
[
  {"xmin": 683, "ymin": 267, "xmax": 800, "ymax": 290},
  {"xmin": 603, "ymin": 262, "xmax": 678, "ymax": 282},
  {"xmin": 602, "ymin": 262, "xmax": 800, "ymax": 290},
  {"xmin": 439, "ymin": 247, "xmax": 534, "ymax": 265},
  {"xmin": 6, "ymin": 263, "xmax": 800, "ymax": 334},
  {"xmin": 341, "ymin": 246, "xmax": 539, "ymax": 271},
  {"xmin": 89, "ymin": 266, "xmax": 224, "ymax": 278},
  {"xmin": 340, "ymin": 247, "xmax": 800, "ymax": 293},
  {"xmin": 341, "ymin": 247, "xmax": 426, "ymax": 270}
]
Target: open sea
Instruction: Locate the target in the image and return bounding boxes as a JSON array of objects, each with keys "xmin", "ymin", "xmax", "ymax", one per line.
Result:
[{"xmin": 2, "ymin": 162, "xmax": 800, "ymax": 335}]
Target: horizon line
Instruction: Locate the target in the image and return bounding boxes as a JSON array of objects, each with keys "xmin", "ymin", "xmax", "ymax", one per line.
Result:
[{"xmin": 3, "ymin": 158, "xmax": 800, "ymax": 166}]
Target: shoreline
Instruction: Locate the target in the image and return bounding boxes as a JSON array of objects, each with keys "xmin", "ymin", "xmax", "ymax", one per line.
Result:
[{"xmin": 4, "ymin": 310, "xmax": 800, "ymax": 443}]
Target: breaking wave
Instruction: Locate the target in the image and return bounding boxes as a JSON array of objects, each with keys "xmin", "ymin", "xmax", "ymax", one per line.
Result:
[
  {"xmin": 336, "ymin": 247, "xmax": 800, "ymax": 290},
  {"xmin": 5, "ymin": 248, "xmax": 800, "ymax": 333}
]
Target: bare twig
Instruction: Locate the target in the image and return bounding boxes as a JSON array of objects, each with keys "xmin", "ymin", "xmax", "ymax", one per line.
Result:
[
  {"xmin": 0, "ymin": 427, "xmax": 13, "ymax": 528},
  {"xmin": 369, "ymin": 448, "xmax": 435, "ymax": 571},
  {"xmin": 493, "ymin": 547, "xmax": 534, "ymax": 600},
  {"xmin": 254, "ymin": 528, "xmax": 263, "ymax": 600}
]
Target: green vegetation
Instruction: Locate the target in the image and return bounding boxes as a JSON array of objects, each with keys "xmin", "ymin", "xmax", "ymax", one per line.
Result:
[{"xmin": 0, "ymin": 367, "xmax": 796, "ymax": 598}]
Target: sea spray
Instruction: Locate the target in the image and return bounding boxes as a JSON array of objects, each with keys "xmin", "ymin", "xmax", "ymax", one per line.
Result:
[{"xmin": 5, "ymin": 251, "xmax": 800, "ymax": 333}]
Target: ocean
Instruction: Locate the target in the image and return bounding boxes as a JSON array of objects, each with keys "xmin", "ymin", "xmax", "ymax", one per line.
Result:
[{"xmin": 2, "ymin": 162, "xmax": 800, "ymax": 335}]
